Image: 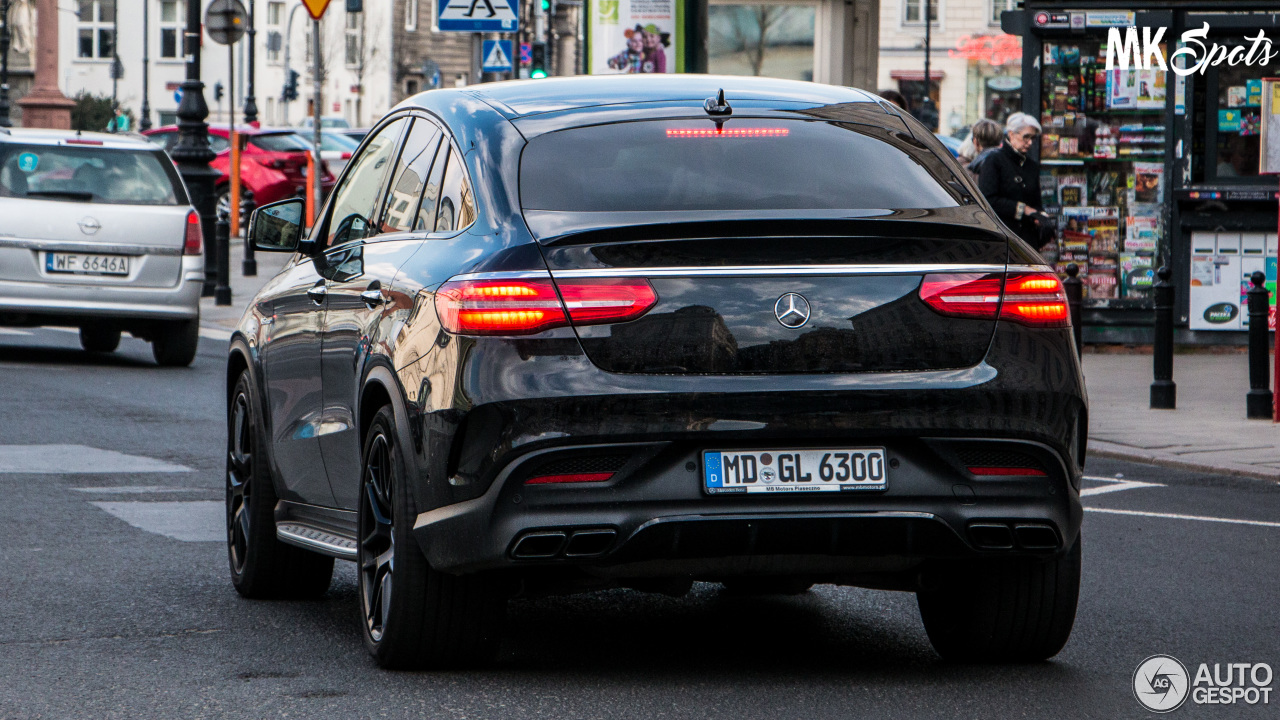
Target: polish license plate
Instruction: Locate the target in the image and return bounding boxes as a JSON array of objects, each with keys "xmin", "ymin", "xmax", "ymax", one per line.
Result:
[
  {"xmin": 704, "ymin": 448, "xmax": 888, "ymax": 494},
  {"xmin": 46, "ymin": 252, "xmax": 130, "ymax": 276}
]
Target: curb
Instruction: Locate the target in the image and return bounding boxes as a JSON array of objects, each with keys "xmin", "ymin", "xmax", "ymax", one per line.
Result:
[{"xmin": 1088, "ymin": 440, "xmax": 1280, "ymax": 484}]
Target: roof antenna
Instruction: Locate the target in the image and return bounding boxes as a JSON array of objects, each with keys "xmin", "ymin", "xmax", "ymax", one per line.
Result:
[{"xmin": 704, "ymin": 89, "xmax": 732, "ymax": 117}]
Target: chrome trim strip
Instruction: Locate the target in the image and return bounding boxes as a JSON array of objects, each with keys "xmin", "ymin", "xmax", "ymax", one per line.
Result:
[
  {"xmin": 547, "ymin": 264, "xmax": 1007, "ymax": 278},
  {"xmin": 448, "ymin": 270, "xmax": 554, "ymax": 282},
  {"xmin": 1007, "ymin": 264, "xmax": 1055, "ymax": 274},
  {"xmin": 276, "ymin": 523, "xmax": 358, "ymax": 560},
  {"xmin": 0, "ymin": 237, "xmax": 182, "ymax": 256}
]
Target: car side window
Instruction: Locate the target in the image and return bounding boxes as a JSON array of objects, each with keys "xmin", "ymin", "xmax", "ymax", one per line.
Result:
[
  {"xmin": 434, "ymin": 145, "xmax": 476, "ymax": 233},
  {"xmin": 380, "ymin": 119, "xmax": 442, "ymax": 234},
  {"xmin": 323, "ymin": 118, "xmax": 407, "ymax": 249},
  {"xmin": 417, "ymin": 141, "xmax": 448, "ymax": 231}
]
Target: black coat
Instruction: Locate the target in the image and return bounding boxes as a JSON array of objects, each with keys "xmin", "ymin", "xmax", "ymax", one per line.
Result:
[{"xmin": 977, "ymin": 143, "xmax": 1043, "ymax": 249}]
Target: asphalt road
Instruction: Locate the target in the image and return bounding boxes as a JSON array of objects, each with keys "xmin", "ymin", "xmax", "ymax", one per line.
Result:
[{"xmin": 1, "ymin": 327, "xmax": 1278, "ymax": 719}]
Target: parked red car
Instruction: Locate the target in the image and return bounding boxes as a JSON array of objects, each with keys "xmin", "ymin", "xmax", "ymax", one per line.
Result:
[{"xmin": 144, "ymin": 124, "xmax": 336, "ymax": 223}]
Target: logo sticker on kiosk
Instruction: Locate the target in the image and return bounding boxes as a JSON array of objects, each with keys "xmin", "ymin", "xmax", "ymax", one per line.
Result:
[{"xmin": 703, "ymin": 448, "xmax": 888, "ymax": 494}]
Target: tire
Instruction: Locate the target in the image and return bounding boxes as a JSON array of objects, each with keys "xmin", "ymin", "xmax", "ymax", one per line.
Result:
[
  {"xmin": 79, "ymin": 326, "xmax": 121, "ymax": 353},
  {"xmin": 152, "ymin": 319, "xmax": 199, "ymax": 367},
  {"xmin": 227, "ymin": 370, "xmax": 334, "ymax": 599},
  {"xmin": 358, "ymin": 405, "xmax": 506, "ymax": 670},
  {"xmin": 217, "ymin": 186, "xmax": 254, "ymax": 228},
  {"xmin": 721, "ymin": 578, "xmax": 814, "ymax": 596},
  {"xmin": 916, "ymin": 538, "xmax": 1081, "ymax": 662}
]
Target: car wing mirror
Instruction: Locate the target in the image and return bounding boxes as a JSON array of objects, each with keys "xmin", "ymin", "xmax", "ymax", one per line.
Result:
[{"xmin": 249, "ymin": 198, "xmax": 305, "ymax": 252}]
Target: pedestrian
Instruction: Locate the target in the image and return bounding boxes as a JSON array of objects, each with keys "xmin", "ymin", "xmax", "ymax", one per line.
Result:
[
  {"xmin": 877, "ymin": 89, "xmax": 908, "ymax": 110},
  {"xmin": 976, "ymin": 112, "xmax": 1049, "ymax": 250},
  {"xmin": 958, "ymin": 118, "xmax": 1003, "ymax": 183}
]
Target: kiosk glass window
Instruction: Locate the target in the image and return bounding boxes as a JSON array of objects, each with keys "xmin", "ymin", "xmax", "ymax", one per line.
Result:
[{"xmin": 1198, "ymin": 51, "xmax": 1280, "ymax": 182}]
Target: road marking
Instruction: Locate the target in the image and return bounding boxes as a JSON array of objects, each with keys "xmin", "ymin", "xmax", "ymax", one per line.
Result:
[
  {"xmin": 0, "ymin": 445, "xmax": 191, "ymax": 474},
  {"xmin": 1084, "ymin": 506, "xmax": 1280, "ymax": 529},
  {"xmin": 1080, "ymin": 476, "xmax": 1165, "ymax": 497},
  {"xmin": 91, "ymin": 501, "xmax": 224, "ymax": 542},
  {"xmin": 72, "ymin": 486, "xmax": 210, "ymax": 494},
  {"xmin": 199, "ymin": 326, "xmax": 233, "ymax": 341}
]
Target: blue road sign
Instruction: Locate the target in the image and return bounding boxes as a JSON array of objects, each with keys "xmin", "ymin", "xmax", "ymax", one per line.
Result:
[
  {"xmin": 437, "ymin": 0, "xmax": 518, "ymax": 32},
  {"xmin": 174, "ymin": 88, "xmax": 183, "ymax": 104},
  {"xmin": 481, "ymin": 39, "xmax": 514, "ymax": 73}
]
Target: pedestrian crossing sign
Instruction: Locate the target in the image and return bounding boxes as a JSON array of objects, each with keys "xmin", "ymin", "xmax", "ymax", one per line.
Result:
[
  {"xmin": 437, "ymin": 0, "xmax": 518, "ymax": 32},
  {"xmin": 481, "ymin": 40, "xmax": 514, "ymax": 73}
]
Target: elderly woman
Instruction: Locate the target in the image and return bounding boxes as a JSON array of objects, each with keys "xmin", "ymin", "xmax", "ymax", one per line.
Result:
[{"xmin": 977, "ymin": 112, "xmax": 1047, "ymax": 250}]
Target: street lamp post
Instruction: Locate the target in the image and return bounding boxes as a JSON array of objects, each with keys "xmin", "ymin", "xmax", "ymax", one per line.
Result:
[
  {"xmin": 0, "ymin": 0, "xmax": 11, "ymax": 128},
  {"xmin": 171, "ymin": 0, "xmax": 220, "ymax": 297},
  {"xmin": 140, "ymin": 0, "xmax": 152, "ymax": 131},
  {"xmin": 244, "ymin": 0, "xmax": 258, "ymax": 124}
]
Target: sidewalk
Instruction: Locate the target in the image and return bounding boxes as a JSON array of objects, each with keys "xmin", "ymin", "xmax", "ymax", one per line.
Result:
[
  {"xmin": 197, "ymin": 246, "xmax": 1280, "ymax": 483},
  {"xmin": 1084, "ymin": 352, "xmax": 1280, "ymax": 482}
]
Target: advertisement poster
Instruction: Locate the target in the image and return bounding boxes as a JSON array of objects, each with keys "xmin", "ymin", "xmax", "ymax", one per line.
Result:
[{"xmin": 588, "ymin": 0, "xmax": 683, "ymax": 74}]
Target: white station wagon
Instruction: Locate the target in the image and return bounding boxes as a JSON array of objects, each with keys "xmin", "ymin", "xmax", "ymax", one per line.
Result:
[{"xmin": 0, "ymin": 128, "xmax": 204, "ymax": 365}]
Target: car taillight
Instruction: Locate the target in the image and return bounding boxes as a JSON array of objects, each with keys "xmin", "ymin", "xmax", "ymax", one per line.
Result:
[
  {"xmin": 341, "ymin": 152, "xmax": 352, "ymax": 160},
  {"xmin": 434, "ymin": 276, "xmax": 658, "ymax": 335},
  {"xmin": 920, "ymin": 272, "xmax": 1069, "ymax": 328},
  {"xmin": 183, "ymin": 210, "xmax": 203, "ymax": 255},
  {"xmin": 556, "ymin": 278, "xmax": 658, "ymax": 324}
]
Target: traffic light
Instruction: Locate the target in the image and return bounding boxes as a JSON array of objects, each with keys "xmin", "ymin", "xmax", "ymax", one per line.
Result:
[
  {"xmin": 539, "ymin": 0, "xmax": 549, "ymax": 10},
  {"xmin": 214, "ymin": 81, "xmax": 225, "ymax": 103},
  {"xmin": 530, "ymin": 42, "xmax": 547, "ymax": 79},
  {"xmin": 282, "ymin": 70, "xmax": 300, "ymax": 102}
]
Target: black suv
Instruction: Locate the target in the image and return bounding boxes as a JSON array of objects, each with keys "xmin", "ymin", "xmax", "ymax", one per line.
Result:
[{"xmin": 228, "ymin": 76, "xmax": 1086, "ymax": 669}]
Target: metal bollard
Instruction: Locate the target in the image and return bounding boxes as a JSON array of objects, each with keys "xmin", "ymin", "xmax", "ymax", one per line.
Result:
[
  {"xmin": 242, "ymin": 225, "xmax": 257, "ymax": 277},
  {"xmin": 1246, "ymin": 271, "xmax": 1273, "ymax": 419},
  {"xmin": 1150, "ymin": 265, "xmax": 1176, "ymax": 409},
  {"xmin": 215, "ymin": 214, "xmax": 233, "ymax": 306},
  {"xmin": 1063, "ymin": 263, "xmax": 1083, "ymax": 358}
]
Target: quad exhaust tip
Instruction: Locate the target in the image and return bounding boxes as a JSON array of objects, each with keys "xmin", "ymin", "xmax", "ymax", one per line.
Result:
[
  {"xmin": 968, "ymin": 521, "xmax": 1059, "ymax": 551},
  {"xmin": 510, "ymin": 528, "xmax": 617, "ymax": 560}
]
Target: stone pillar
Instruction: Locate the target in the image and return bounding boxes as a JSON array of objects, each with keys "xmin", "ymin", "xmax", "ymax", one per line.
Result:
[{"xmin": 17, "ymin": 0, "xmax": 73, "ymax": 128}]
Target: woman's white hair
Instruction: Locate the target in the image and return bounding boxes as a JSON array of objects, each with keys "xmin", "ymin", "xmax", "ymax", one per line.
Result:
[{"xmin": 1004, "ymin": 112, "xmax": 1042, "ymax": 137}]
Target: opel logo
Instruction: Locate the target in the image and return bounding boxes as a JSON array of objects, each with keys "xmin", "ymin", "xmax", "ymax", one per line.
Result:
[
  {"xmin": 774, "ymin": 293, "xmax": 811, "ymax": 328},
  {"xmin": 78, "ymin": 217, "xmax": 102, "ymax": 235}
]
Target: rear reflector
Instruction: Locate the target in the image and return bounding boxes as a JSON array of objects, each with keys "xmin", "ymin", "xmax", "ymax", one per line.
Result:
[
  {"xmin": 524, "ymin": 472, "xmax": 615, "ymax": 485},
  {"xmin": 183, "ymin": 210, "xmax": 203, "ymax": 255},
  {"xmin": 665, "ymin": 128, "xmax": 790, "ymax": 138},
  {"xmin": 435, "ymin": 275, "xmax": 657, "ymax": 336},
  {"xmin": 920, "ymin": 272, "xmax": 1069, "ymax": 328},
  {"xmin": 966, "ymin": 466, "xmax": 1048, "ymax": 477}
]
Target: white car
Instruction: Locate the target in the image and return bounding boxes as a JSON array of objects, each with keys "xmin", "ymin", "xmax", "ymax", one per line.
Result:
[
  {"xmin": 312, "ymin": 129, "xmax": 360, "ymax": 177},
  {"xmin": 0, "ymin": 128, "xmax": 204, "ymax": 366},
  {"xmin": 297, "ymin": 116, "xmax": 350, "ymax": 130}
]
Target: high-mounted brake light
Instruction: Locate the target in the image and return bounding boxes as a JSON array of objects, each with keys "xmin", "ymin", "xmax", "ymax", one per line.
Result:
[
  {"xmin": 65, "ymin": 138, "xmax": 105, "ymax": 146},
  {"xmin": 435, "ymin": 276, "xmax": 658, "ymax": 336},
  {"xmin": 183, "ymin": 210, "xmax": 203, "ymax": 255},
  {"xmin": 665, "ymin": 128, "xmax": 790, "ymax": 138},
  {"xmin": 920, "ymin": 272, "xmax": 1069, "ymax": 328}
]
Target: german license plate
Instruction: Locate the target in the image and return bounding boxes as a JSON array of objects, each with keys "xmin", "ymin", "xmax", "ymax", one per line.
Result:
[
  {"xmin": 704, "ymin": 448, "xmax": 888, "ymax": 494},
  {"xmin": 46, "ymin": 252, "xmax": 130, "ymax": 276}
]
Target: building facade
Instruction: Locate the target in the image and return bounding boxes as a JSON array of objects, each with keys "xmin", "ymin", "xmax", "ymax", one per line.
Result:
[{"xmin": 877, "ymin": 0, "xmax": 1022, "ymax": 134}]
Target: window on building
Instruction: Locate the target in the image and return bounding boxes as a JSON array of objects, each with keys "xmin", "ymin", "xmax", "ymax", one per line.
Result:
[
  {"xmin": 159, "ymin": 1, "xmax": 183, "ymax": 59},
  {"xmin": 903, "ymin": 0, "xmax": 939, "ymax": 25},
  {"xmin": 266, "ymin": 1, "xmax": 285, "ymax": 63},
  {"xmin": 406, "ymin": 0, "xmax": 419, "ymax": 32},
  {"xmin": 707, "ymin": 4, "xmax": 816, "ymax": 82},
  {"xmin": 77, "ymin": 0, "xmax": 116, "ymax": 60},
  {"xmin": 989, "ymin": 0, "xmax": 1015, "ymax": 26},
  {"xmin": 345, "ymin": 13, "xmax": 361, "ymax": 67}
]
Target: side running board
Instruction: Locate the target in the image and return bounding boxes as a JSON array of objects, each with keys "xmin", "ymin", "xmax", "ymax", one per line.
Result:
[{"xmin": 277, "ymin": 522, "xmax": 358, "ymax": 560}]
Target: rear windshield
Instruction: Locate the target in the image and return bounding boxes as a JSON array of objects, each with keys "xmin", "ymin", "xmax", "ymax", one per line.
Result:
[
  {"xmin": 0, "ymin": 143, "xmax": 185, "ymax": 205},
  {"xmin": 519, "ymin": 119, "xmax": 960, "ymax": 213},
  {"xmin": 251, "ymin": 133, "xmax": 313, "ymax": 153}
]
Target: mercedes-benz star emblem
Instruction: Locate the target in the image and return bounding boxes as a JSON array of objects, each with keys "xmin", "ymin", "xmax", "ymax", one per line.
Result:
[
  {"xmin": 774, "ymin": 293, "xmax": 811, "ymax": 328},
  {"xmin": 78, "ymin": 217, "xmax": 102, "ymax": 235}
]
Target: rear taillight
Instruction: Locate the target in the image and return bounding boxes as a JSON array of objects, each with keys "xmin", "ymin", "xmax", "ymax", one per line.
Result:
[
  {"xmin": 920, "ymin": 272, "xmax": 1069, "ymax": 328},
  {"xmin": 183, "ymin": 210, "xmax": 203, "ymax": 255},
  {"xmin": 434, "ymin": 276, "xmax": 658, "ymax": 336},
  {"xmin": 341, "ymin": 152, "xmax": 352, "ymax": 160}
]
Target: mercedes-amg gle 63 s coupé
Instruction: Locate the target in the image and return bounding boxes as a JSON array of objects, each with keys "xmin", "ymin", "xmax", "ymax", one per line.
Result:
[{"xmin": 227, "ymin": 76, "xmax": 1086, "ymax": 669}]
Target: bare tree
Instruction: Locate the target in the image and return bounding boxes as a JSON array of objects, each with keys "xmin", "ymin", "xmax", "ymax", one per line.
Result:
[{"xmin": 728, "ymin": 5, "xmax": 788, "ymax": 76}]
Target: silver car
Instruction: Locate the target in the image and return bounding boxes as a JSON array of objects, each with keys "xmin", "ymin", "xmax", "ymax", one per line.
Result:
[{"xmin": 0, "ymin": 128, "xmax": 204, "ymax": 366}]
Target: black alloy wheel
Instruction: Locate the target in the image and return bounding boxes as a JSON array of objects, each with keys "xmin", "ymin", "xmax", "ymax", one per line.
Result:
[
  {"xmin": 226, "ymin": 370, "xmax": 334, "ymax": 599},
  {"xmin": 357, "ymin": 405, "xmax": 507, "ymax": 669}
]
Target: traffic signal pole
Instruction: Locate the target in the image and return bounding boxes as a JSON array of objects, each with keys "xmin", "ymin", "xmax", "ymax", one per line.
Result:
[{"xmin": 312, "ymin": 17, "xmax": 323, "ymax": 228}]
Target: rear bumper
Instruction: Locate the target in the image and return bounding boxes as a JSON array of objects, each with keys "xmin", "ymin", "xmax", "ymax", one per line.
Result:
[
  {"xmin": 0, "ymin": 260, "xmax": 203, "ymax": 324},
  {"xmin": 411, "ymin": 438, "xmax": 1082, "ymax": 578}
]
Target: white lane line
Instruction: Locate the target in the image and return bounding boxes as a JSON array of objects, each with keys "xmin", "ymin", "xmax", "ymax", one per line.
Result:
[
  {"xmin": 72, "ymin": 486, "xmax": 210, "ymax": 494},
  {"xmin": 0, "ymin": 445, "xmax": 192, "ymax": 474},
  {"xmin": 1084, "ymin": 506, "xmax": 1280, "ymax": 529},
  {"xmin": 199, "ymin": 326, "xmax": 233, "ymax": 341},
  {"xmin": 1080, "ymin": 476, "xmax": 1166, "ymax": 497},
  {"xmin": 91, "ymin": 501, "xmax": 224, "ymax": 542}
]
